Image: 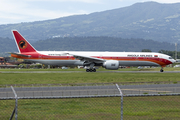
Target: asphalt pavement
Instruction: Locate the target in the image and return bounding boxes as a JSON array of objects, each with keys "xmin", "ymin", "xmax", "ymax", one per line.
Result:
[{"xmin": 0, "ymin": 84, "xmax": 179, "ymax": 99}]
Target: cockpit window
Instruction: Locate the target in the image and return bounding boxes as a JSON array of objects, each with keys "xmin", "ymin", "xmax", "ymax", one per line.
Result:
[{"xmin": 169, "ymin": 57, "xmax": 173, "ymax": 59}]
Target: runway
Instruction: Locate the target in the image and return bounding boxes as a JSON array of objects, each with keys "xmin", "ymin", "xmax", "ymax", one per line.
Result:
[
  {"xmin": 0, "ymin": 84, "xmax": 180, "ymax": 99},
  {"xmin": 1, "ymin": 70, "xmax": 180, "ymax": 73}
]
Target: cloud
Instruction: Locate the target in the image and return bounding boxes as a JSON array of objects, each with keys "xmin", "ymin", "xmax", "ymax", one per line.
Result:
[
  {"xmin": 26, "ymin": 0, "xmax": 102, "ymax": 3},
  {"xmin": 118, "ymin": 0, "xmax": 180, "ymax": 3},
  {"xmin": 1, "ymin": 0, "xmax": 180, "ymax": 24},
  {"xmin": 0, "ymin": 0, "xmax": 89, "ymax": 24},
  {"xmin": 136, "ymin": 0, "xmax": 180, "ymax": 3},
  {"xmin": 156, "ymin": 0, "xmax": 180, "ymax": 3}
]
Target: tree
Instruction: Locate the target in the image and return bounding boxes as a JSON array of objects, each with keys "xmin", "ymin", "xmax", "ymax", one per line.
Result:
[
  {"xmin": 141, "ymin": 49, "xmax": 152, "ymax": 52},
  {"xmin": 158, "ymin": 50, "xmax": 180, "ymax": 59}
]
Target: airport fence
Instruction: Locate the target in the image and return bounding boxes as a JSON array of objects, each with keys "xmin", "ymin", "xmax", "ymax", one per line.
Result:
[{"xmin": 0, "ymin": 84, "xmax": 180, "ymax": 120}]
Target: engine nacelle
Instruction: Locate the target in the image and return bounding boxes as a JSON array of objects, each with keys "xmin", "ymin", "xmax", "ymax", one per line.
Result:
[{"xmin": 103, "ymin": 60, "xmax": 119, "ymax": 70}]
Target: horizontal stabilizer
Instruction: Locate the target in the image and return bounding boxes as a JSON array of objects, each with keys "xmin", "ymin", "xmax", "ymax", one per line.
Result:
[{"xmin": 9, "ymin": 53, "xmax": 31, "ymax": 57}]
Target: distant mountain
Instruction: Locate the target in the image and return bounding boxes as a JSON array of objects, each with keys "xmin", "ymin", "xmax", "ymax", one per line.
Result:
[
  {"xmin": 0, "ymin": 2, "xmax": 180, "ymax": 43},
  {"xmin": 0, "ymin": 37, "xmax": 17, "ymax": 56},
  {"xmin": 33, "ymin": 37, "xmax": 175, "ymax": 52}
]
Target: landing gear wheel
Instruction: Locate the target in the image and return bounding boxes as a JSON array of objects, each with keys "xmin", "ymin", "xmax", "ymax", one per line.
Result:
[
  {"xmin": 160, "ymin": 69, "xmax": 164, "ymax": 72},
  {"xmin": 86, "ymin": 69, "xmax": 90, "ymax": 72},
  {"xmin": 92, "ymin": 69, "xmax": 96, "ymax": 72},
  {"xmin": 86, "ymin": 68, "xmax": 96, "ymax": 72}
]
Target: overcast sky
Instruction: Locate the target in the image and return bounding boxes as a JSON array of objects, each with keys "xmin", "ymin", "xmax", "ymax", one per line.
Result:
[{"xmin": 0, "ymin": 0, "xmax": 180, "ymax": 25}]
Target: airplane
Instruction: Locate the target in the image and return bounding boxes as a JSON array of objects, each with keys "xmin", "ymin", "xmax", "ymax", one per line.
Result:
[{"xmin": 10, "ymin": 30, "xmax": 176, "ymax": 72}]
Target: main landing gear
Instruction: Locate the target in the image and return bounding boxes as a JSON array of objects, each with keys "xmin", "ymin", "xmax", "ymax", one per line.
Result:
[
  {"xmin": 85, "ymin": 63, "xmax": 97, "ymax": 72},
  {"xmin": 86, "ymin": 68, "xmax": 96, "ymax": 72}
]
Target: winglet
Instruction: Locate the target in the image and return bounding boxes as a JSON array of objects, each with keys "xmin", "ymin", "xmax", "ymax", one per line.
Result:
[{"xmin": 12, "ymin": 30, "xmax": 37, "ymax": 53}]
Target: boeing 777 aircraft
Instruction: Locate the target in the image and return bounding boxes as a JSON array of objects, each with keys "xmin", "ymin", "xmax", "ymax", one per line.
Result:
[{"xmin": 10, "ymin": 30, "xmax": 176, "ymax": 72}]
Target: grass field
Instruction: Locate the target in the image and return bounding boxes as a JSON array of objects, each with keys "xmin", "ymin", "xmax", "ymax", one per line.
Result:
[
  {"xmin": 0, "ymin": 67, "xmax": 180, "ymax": 85},
  {"xmin": 1, "ymin": 96, "xmax": 180, "ymax": 120},
  {"xmin": 0, "ymin": 67, "xmax": 180, "ymax": 119}
]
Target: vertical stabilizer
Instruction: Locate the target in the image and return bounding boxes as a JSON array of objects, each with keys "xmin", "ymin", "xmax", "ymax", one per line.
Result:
[{"xmin": 12, "ymin": 30, "xmax": 37, "ymax": 53}]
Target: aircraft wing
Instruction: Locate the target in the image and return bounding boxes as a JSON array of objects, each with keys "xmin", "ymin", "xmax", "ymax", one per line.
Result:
[
  {"xmin": 9, "ymin": 53, "xmax": 31, "ymax": 57},
  {"xmin": 66, "ymin": 53, "xmax": 105, "ymax": 63}
]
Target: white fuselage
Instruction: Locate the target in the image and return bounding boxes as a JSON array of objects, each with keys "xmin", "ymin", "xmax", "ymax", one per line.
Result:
[{"xmin": 17, "ymin": 51, "xmax": 175, "ymax": 67}]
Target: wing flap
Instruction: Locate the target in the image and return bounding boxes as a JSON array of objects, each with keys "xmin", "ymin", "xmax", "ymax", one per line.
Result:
[
  {"xmin": 72, "ymin": 54, "xmax": 106, "ymax": 63},
  {"xmin": 65, "ymin": 53, "xmax": 105, "ymax": 63},
  {"xmin": 74, "ymin": 55, "xmax": 105, "ymax": 62}
]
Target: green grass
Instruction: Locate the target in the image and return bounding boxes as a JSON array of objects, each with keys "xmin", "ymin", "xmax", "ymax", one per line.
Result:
[
  {"xmin": 1, "ymin": 96, "xmax": 180, "ymax": 120},
  {"xmin": 124, "ymin": 96, "xmax": 180, "ymax": 120},
  {"xmin": 0, "ymin": 97, "xmax": 120, "ymax": 120},
  {"xmin": 0, "ymin": 69, "xmax": 180, "ymax": 85}
]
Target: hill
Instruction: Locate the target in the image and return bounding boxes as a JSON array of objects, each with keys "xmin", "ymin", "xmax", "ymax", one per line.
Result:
[
  {"xmin": 0, "ymin": 37, "xmax": 17, "ymax": 56},
  {"xmin": 33, "ymin": 37, "xmax": 175, "ymax": 52},
  {"xmin": 0, "ymin": 2, "xmax": 180, "ymax": 43}
]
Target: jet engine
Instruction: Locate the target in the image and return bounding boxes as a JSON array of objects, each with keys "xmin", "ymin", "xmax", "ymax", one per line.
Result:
[{"xmin": 103, "ymin": 60, "xmax": 119, "ymax": 70}]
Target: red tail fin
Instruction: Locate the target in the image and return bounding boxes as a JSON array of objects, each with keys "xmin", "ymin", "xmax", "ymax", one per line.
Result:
[{"xmin": 12, "ymin": 30, "xmax": 37, "ymax": 53}]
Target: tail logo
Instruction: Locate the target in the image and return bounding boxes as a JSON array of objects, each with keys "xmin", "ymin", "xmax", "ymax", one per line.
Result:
[{"xmin": 19, "ymin": 40, "xmax": 27, "ymax": 49}]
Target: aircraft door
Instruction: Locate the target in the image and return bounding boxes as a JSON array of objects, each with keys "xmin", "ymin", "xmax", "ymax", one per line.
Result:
[{"xmin": 159, "ymin": 55, "xmax": 163, "ymax": 61}]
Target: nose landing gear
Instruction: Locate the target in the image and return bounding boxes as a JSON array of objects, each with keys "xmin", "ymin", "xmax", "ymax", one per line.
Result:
[{"xmin": 160, "ymin": 67, "xmax": 164, "ymax": 72}]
